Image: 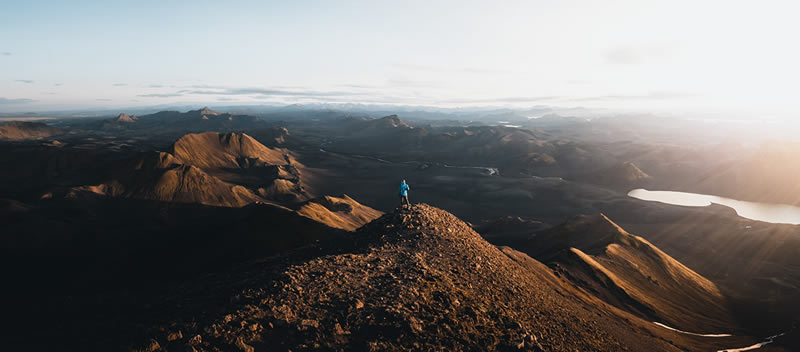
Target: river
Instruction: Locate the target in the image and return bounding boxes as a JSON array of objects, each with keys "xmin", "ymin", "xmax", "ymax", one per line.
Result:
[
  {"xmin": 319, "ymin": 143, "xmax": 500, "ymax": 176},
  {"xmin": 652, "ymin": 322, "xmax": 785, "ymax": 352}
]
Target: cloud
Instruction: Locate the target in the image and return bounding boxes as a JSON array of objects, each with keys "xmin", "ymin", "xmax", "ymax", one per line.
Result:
[
  {"xmin": 112, "ymin": 83, "xmax": 127, "ymax": 87},
  {"xmin": 147, "ymin": 84, "xmax": 164, "ymax": 88},
  {"xmin": 186, "ymin": 87, "xmax": 355, "ymax": 97},
  {"xmin": 137, "ymin": 92, "xmax": 185, "ymax": 98},
  {"xmin": 135, "ymin": 84, "xmax": 441, "ymax": 105},
  {"xmin": 0, "ymin": 97, "xmax": 36, "ymax": 104},
  {"xmin": 204, "ymin": 84, "xmax": 308, "ymax": 90},
  {"xmin": 566, "ymin": 80, "xmax": 589, "ymax": 85},
  {"xmin": 337, "ymin": 83, "xmax": 380, "ymax": 89},
  {"xmin": 14, "ymin": 79, "xmax": 34, "ymax": 84},
  {"xmin": 570, "ymin": 91, "xmax": 696, "ymax": 102},
  {"xmin": 393, "ymin": 63, "xmax": 510, "ymax": 75},
  {"xmin": 605, "ymin": 43, "xmax": 676, "ymax": 65},
  {"xmin": 458, "ymin": 67, "xmax": 511, "ymax": 74},
  {"xmin": 385, "ymin": 78, "xmax": 442, "ymax": 88},
  {"xmin": 438, "ymin": 96, "xmax": 562, "ymax": 104},
  {"xmin": 96, "ymin": 98, "xmax": 112, "ymax": 101},
  {"xmin": 139, "ymin": 86, "xmax": 366, "ymax": 99},
  {"xmin": 1, "ymin": 52, "xmax": 10, "ymax": 56},
  {"xmin": 54, "ymin": 83, "xmax": 63, "ymax": 86}
]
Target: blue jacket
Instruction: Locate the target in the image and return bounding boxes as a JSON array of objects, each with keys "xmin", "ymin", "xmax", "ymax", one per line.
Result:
[{"xmin": 398, "ymin": 182, "xmax": 410, "ymax": 197}]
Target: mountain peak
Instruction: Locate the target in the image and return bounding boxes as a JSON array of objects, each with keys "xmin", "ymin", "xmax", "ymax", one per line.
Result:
[
  {"xmin": 171, "ymin": 131, "xmax": 289, "ymax": 169},
  {"xmin": 362, "ymin": 203, "xmax": 484, "ymax": 245},
  {"xmin": 153, "ymin": 202, "xmax": 666, "ymax": 351},
  {"xmin": 376, "ymin": 114, "xmax": 410, "ymax": 128},
  {"xmin": 116, "ymin": 113, "xmax": 137, "ymax": 123},
  {"xmin": 194, "ymin": 107, "xmax": 220, "ymax": 116}
]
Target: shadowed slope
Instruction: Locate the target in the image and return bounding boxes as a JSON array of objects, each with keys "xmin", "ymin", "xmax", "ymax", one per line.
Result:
[{"xmin": 587, "ymin": 161, "xmax": 651, "ymax": 188}]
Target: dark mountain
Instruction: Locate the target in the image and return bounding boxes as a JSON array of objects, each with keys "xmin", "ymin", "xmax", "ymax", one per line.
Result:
[
  {"xmin": 0, "ymin": 143, "xmax": 109, "ymax": 200},
  {"xmin": 324, "ymin": 115, "xmax": 561, "ymax": 170},
  {"xmin": 575, "ymin": 161, "xmax": 651, "ymax": 189},
  {"xmin": 85, "ymin": 108, "xmax": 269, "ymax": 136},
  {"xmin": 247, "ymin": 126, "xmax": 291, "ymax": 147},
  {"xmin": 477, "ymin": 215, "xmax": 549, "ymax": 239},
  {"xmin": 0, "ymin": 195, "xmax": 356, "ymax": 351}
]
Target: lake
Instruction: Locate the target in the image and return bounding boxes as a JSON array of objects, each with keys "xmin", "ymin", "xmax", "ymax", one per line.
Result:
[{"xmin": 628, "ymin": 189, "xmax": 800, "ymax": 225}]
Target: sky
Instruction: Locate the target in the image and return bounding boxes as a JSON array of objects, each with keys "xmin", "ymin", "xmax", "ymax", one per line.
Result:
[{"xmin": 1, "ymin": 0, "xmax": 799, "ymax": 117}]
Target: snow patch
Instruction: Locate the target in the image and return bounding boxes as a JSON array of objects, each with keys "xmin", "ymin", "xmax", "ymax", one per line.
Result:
[{"xmin": 652, "ymin": 322, "xmax": 732, "ymax": 337}]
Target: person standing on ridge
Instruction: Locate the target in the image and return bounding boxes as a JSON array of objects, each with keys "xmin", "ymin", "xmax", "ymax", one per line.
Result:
[{"xmin": 398, "ymin": 179, "xmax": 410, "ymax": 207}]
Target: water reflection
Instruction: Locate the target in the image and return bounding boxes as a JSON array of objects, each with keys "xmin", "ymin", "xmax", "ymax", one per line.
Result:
[{"xmin": 628, "ymin": 189, "xmax": 800, "ymax": 225}]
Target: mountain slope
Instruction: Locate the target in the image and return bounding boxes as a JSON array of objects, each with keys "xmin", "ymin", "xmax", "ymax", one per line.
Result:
[
  {"xmin": 296, "ymin": 194, "xmax": 383, "ymax": 231},
  {"xmin": 70, "ymin": 151, "xmax": 263, "ymax": 207},
  {"xmin": 86, "ymin": 108, "xmax": 269, "ymax": 136},
  {"xmin": 170, "ymin": 132, "xmax": 290, "ymax": 169},
  {"xmin": 67, "ymin": 132, "xmax": 313, "ymax": 207},
  {"xmin": 587, "ymin": 161, "xmax": 651, "ymax": 188},
  {"xmin": 498, "ymin": 214, "xmax": 735, "ymax": 333},
  {"xmin": 115, "ymin": 113, "xmax": 138, "ymax": 123},
  {"xmin": 138, "ymin": 204, "xmax": 686, "ymax": 351},
  {"xmin": 102, "ymin": 113, "xmax": 138, "ymax": 129},
  {"xmin": 0, "ymin": 121, "xmax": 63, "ymax": 140}
]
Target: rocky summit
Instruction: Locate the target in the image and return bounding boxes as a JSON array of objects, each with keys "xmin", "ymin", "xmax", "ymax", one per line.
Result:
[{"xmin": 135, "ymin": 204, "xmax": 680, "ymax": 352}]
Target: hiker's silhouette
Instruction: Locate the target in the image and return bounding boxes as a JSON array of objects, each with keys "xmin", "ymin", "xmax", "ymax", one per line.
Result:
[{"xmin": 398, "ymin": 179, "xmax": 410, "ymax": 207}]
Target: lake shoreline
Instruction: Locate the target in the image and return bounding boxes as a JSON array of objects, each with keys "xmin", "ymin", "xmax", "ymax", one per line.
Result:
[{"xmin": 628, "ymin": 189, "xmax": 800, "ymax": 225}]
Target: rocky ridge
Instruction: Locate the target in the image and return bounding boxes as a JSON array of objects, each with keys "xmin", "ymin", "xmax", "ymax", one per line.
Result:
[{"xmin": 135, "ymin": 204, "xmax": 680, "ymax": 351}]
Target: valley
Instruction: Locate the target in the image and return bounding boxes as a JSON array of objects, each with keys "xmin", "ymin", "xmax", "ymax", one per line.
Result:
[
  {"xmin": 1, "ymin": 107, "xmax": 799, "ymax": 351},
  {"xmin": 5, "ymin": 2, "xmax": 800, "ymax": 350}
]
